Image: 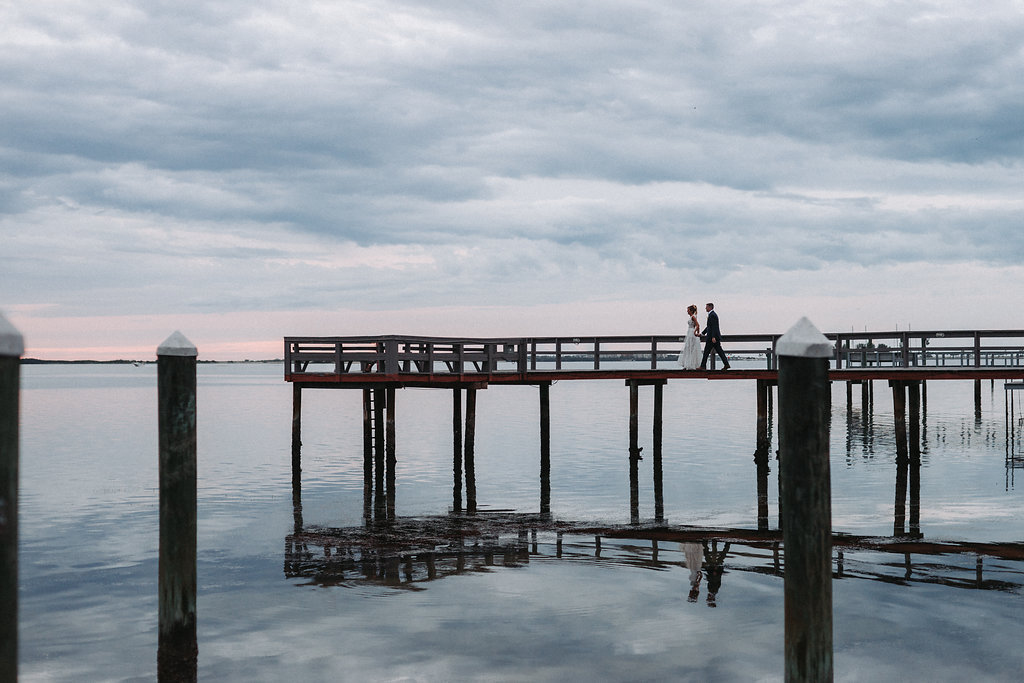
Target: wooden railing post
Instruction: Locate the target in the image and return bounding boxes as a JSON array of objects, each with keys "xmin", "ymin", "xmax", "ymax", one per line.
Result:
[
  {"xmin": 777, "ymin": 318, "xmax": 833, "ymax": 683},
  {"xmin": 0, "ymin": 314, "xmax": 23, "ymax": 683},
  {"xmin": 974, "ymin": 332, "xmax": 982, "ymax": 367},
  {"xmin": 157, "ymin": 331, "xmax": 198, "ymax": 682},
  {"xmin": 384, "ymin": 338, "xmax": 400, "ymax": 374}
]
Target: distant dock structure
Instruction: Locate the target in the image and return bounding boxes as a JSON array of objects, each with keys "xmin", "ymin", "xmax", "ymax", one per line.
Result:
[{"xmin": 283, "ymin": 329, "xmax": 1024, "ymax": 518}]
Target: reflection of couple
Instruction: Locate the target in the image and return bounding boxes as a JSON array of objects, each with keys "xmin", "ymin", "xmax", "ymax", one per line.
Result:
[
  {"xmin": 682, "ymin": 539, "xmax": 730, "ymax": 606},
  {"xmin": 677, "ymin": 303, "xmax": 730, "ymax": 370}
]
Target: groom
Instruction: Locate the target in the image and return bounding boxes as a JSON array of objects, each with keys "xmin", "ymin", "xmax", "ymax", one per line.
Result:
[{"xmin": 700, "ymin": 302, "xmax": 730, "ymax": 370}]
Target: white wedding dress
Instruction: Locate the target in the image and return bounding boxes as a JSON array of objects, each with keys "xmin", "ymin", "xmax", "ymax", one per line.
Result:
[{"xmin": 677, "ymin": 316, "xmax": 702, "ymax": 369}]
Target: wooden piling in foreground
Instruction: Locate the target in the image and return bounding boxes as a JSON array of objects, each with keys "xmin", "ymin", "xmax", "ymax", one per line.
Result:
[
  {"xmin": 777, "ymin": 318, "xmax": 834, "ymax": 683},
  {"xmin": 157, "ymin": 331, "xmax": 198, "ymax": 682},
  {"xmin": 0, "ymin": 314, "xmax": 23, "ymax": 682}
]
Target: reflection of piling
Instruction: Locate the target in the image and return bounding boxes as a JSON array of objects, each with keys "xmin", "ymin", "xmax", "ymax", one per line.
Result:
[
  {"xmin": 0, "ymin": 315, "xmax": 23, "ymax": 682},
  {"xmin": 539, "ymin": 382, "xmax": 551, "ymax": 517},
  {"xmin": 157, "ymin": 332, "xmax": 198, "ymax": 682},
  {"xmin": 777, "ymin": 318, "xmax": 833, "ymax": 683}
]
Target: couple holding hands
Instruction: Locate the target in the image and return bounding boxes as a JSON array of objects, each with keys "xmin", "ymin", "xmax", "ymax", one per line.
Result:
[{"xmin": 677, "ymin": 302, "xmax": 730, "ymax": 371}]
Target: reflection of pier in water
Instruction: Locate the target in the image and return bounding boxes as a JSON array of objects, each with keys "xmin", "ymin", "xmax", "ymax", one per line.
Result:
[{"xmin": 283, "ymin": 514, "xmax": 1024, "ymax": 595}]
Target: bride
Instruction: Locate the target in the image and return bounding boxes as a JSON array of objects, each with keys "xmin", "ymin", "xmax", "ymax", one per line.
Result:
[{"xmin": 677, "ymin": 304, "xmax": 702, "ymax": 369}]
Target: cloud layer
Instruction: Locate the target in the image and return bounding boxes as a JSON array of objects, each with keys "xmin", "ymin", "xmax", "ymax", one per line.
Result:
[{"xmin": 3, "ymin": 1, "xmax": 1023, "ymax": 357}]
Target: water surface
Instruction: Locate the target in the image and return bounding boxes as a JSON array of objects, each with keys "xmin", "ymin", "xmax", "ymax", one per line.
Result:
[{"xmin": 17, "ymin": 363, "xmax": 1024, "ymax": 680}]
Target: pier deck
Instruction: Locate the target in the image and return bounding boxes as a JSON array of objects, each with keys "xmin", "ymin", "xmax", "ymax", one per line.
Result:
[{"xmin": 285, "ymin": 329, "xmax": 1024, "ymax": 386}]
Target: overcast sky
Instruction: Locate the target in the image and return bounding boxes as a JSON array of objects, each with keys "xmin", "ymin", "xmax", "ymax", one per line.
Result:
[{"xmin": 3, "ymin": 1, "xmax": 1023, "ymax": 359}]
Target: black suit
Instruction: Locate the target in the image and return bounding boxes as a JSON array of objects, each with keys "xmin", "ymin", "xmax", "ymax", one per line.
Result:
[{"xmin": 700, "ymin": 309, "xmax": 730, "ymax": 369}]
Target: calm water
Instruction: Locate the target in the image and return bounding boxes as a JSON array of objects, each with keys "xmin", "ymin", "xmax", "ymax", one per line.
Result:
[{"xmin": 16, "ymin": 363, "xmax": 1024, "ymax": 681}]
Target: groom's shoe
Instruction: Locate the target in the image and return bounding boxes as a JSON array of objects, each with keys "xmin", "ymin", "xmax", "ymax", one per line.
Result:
[{"xmin": 722, "ymin": 364, "xmax": 731, "ymax": 370}]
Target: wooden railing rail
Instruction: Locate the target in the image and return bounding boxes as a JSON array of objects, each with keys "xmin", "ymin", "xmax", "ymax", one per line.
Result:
[{"xmin": 284, "ymin": 330, "xmax": 1024, "ymax": 378}]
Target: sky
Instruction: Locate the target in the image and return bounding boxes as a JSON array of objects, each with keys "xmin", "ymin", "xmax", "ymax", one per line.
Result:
[{"xmin": 2, "ymin": 1, "xmax": 1024, "ymax": 360}]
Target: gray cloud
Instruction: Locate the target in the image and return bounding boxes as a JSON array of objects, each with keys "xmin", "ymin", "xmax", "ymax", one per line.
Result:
[{"xmin": 2, "ymin": 1, "xmax": 1024, "ymax": 346}]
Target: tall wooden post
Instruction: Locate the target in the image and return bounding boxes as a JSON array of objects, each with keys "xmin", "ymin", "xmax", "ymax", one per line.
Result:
[
  {"xmin": 0, "ymin": 315, "xmax": 23, "ymax": 682},
  {"xmin": 777, "ymin": 318, "xmax": 833, "ymax": 683},
  {"xmin": 653, "ymin": 382, "xmax": 664, "ymax": 523},
  {"xmin": 453, "ymin": 388, "xmax": 463, "ymax": 512},
  {"xmin": 539, "ymin": 382, "xmax": 551, "ymax": 517},
  {"xmin": 465, "ymin": 387, "xmax": 477, "ymax": 513},
  {"xmin": 157, "ymin": 331, "xmax": 198, "ymax": 682}
]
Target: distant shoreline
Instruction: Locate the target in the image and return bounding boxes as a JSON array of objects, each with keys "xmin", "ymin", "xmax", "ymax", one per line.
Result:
[{"xmin": 21, "ymin": 358, "xmax": 282, "ymax": 365}]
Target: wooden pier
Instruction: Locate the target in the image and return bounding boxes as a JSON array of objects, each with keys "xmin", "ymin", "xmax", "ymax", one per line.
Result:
[{"xmin": 284, "ymin": 329, "xmax": 1024, "ymax": 521}]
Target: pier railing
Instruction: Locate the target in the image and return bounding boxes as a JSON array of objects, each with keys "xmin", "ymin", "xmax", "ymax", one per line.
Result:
[{"xmin": 284, "ymin": 329, "xmax": 1024, "ymax": 379}]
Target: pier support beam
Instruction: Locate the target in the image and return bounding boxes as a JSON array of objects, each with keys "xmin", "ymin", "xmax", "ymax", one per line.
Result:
[
  {"xmin": 386, "ymin": 386, "xmax": 396, "ymax": 518},
  {"xmin": 362, "ymin": 389, "xmax": 373, "ymax": 518},
  {"xmin": 653, "ymin": 382, "xmax": 664, "ymax": 524},
  {"xmin": 891, "ymin": 381, "xmax": 910, "ymax": 536},
  {"xmin": 291, "ymin": 383, "xmax": 302, "ymax": 467},
  {"xmin": 539, "ymin": 382, "xmax": 551, "ymax": 517},
  {"xmin": 777, "ymin": 318, "xmax": 833, "ymax": 683},
  {"xmin": 755, "ymin": 379, "xmax": 772, "ymax": 531},
  {"xmin": 908, "ymin": 381, "xmax": 922, "ymax": 537},
  {"xmin": 629, "ymin": 381, "xmax": 640, "ymax": 524},
  {"xmin": 373, "ymin": 388, "xmax": 386, "ymax": 517},
  {"xmin": 465, "ymin": 388, "xmax": 477, "ymax": 513},
  {"xmin": 975, "ymin": 379, "xmax": 983, "ymax": 423},
  {"xmin": 453, "ymin": 388, "xmax": 463, "ymax": 512},
  {"xmin": 0, "ymin": 315, "xmax": 23, "ymax": 683}
]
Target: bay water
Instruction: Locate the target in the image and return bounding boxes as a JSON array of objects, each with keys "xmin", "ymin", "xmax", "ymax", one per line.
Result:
[{"xmin": 16, "ymin": 362, "xmax": 1024, "ymax": 681}]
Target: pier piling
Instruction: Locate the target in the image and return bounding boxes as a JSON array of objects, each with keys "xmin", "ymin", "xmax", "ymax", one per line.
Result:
[
  {"xmin": 0, "ymin": 314, "xmax": 23, "ymax": 682},
  {"xmin": 539, "ymin": 382, "xmax": 551, "ymax": 517},
  {"xmin": 157, "ymin": 331, "xmax": 198, "ymax": 682},
  {"xmin": 453, "ymin": 388, "xmax": 463, "ymax": 511},
  {"xmin": 777, "ymin": 318, "xmax": 834, "ymax": 683},
  {"xmin": 465, "ymin": 388, "xmax": 477, "ymax": 513}
]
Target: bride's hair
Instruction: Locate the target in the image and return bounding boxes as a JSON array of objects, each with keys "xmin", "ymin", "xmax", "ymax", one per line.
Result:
[{"xmin": 687, "ymin": 304, "xmax": 697, "ymax": 315}]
